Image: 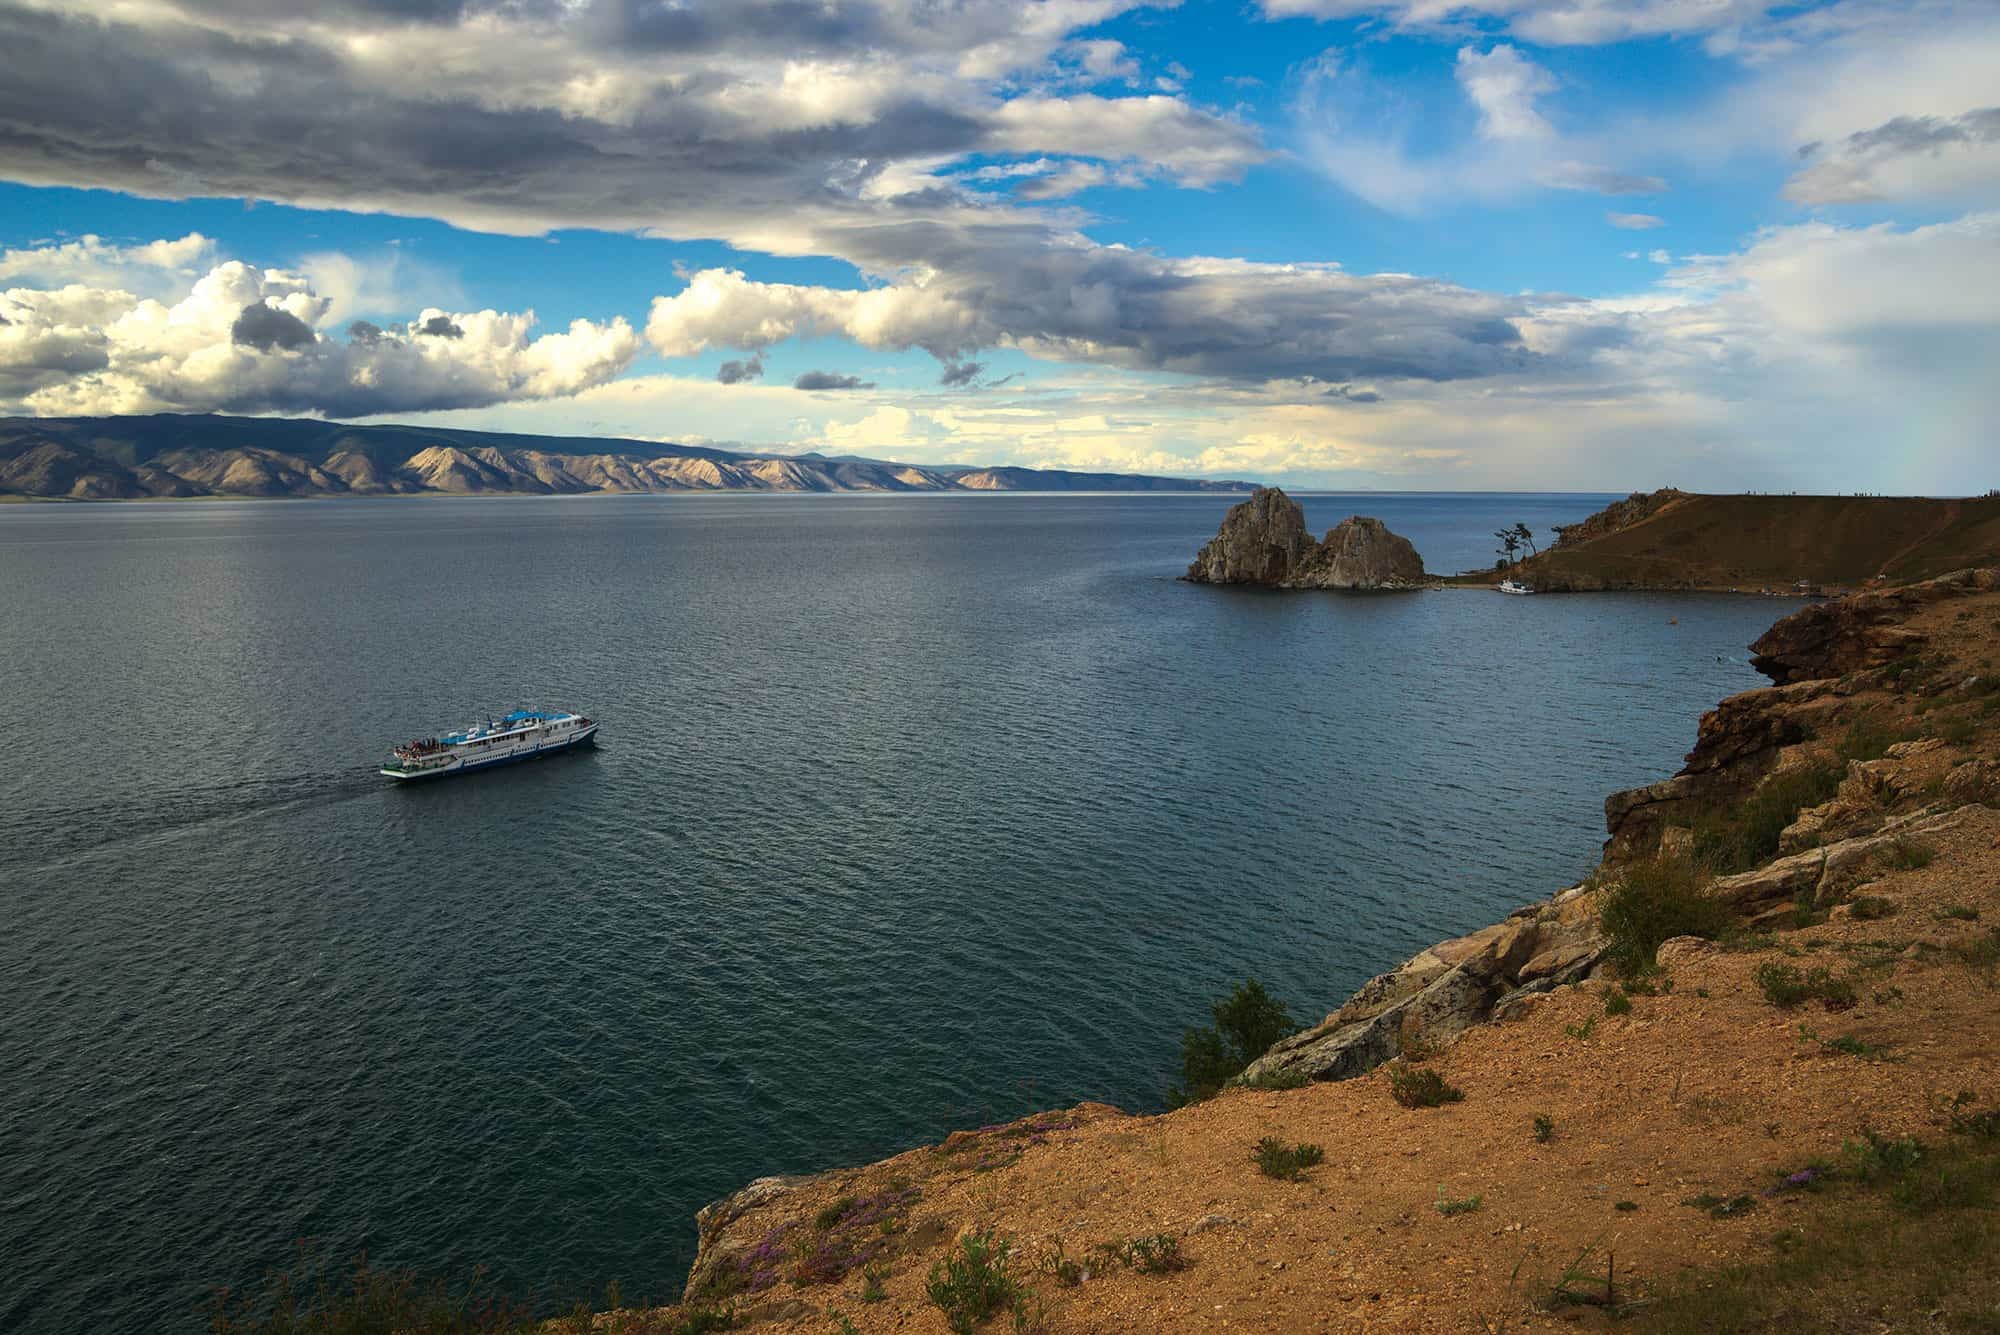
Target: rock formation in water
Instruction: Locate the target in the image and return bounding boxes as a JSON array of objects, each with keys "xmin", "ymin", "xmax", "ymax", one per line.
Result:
[{"xmin": 1183, "ymin": 486, "xmax": 1429, "ymax": 590}]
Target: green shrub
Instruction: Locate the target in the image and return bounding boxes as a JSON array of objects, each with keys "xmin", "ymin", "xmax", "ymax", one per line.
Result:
[
  {"xmin": 1885, "ymin": 838, "xmax": 1936, "ymax": 871},
  {"xmin": 1937, "ymin": 904, "xmax": 1980, "ymax": 921},
  {"xmin": 1434, "ymin": 1188, "xmax": 1484, "ymax": 1216},
  {"xmin": 1389, "ymin": 1067, "xmax": 1464, "ymax": 1108},
  {"xmin": 1753, "ymin": 962, "xmax": 1858, "ymax": 1010},
  {"xmin": 1532, "ymin": 1114, "xmax": 1555, "ymax": 1144},
  {"xmin": 1848, "ymin": 895, "xmax": 1897, "ymax": 920},
  {"xmin": 1605, "ymin": 988, "xmax": 1633, "ymax": 1016},
  {"xmin": 1252, "ymin": 1137, "xmax": 1325, "ymax": 1180},
  {"xmin": 1169, "ymin": 978, "xmax": 1296, "ymax": 1105},
  {"xmin": 925, "ymin": 1229, "xmax": 1023, "ymax": 1335},
  {"xmin": 1599, "ymin": 853, "xmax": 1733, "ymax": 974},
  {"xmin": 1694, "ymin": 759, "xmax": 1844, "ymax": 873},
  {"xmin": 204, "ymin": 1243, "xmax": 535, "ymax": 1335},
  {"xmin": 1836, "ymin": 716, "xmax": 1902, "ymax": 762},
  {"xmin": 1114, "ymin": 1234, "xmax": 1187, "ymax": 1275}
]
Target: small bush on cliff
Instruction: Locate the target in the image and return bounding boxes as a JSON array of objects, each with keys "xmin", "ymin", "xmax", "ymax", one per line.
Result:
[
  {"xmin": 1694, "ymin": 760, "xmax": 1844, "ymax": 874},
  {"xmin": 925, "ymin": 1229, "xmax": 1024, "ymax": 1335},
  {"xmin": 1169, "ymin": 978, "xmax": 1295, "ymax": 1106},
  {"xmin": 1253, "ymin": 1137, "xmax": 1325, "ymax": 1180},
  {"xmin": 205, "ymin": 1243, "xmax": 534, "ymax": 1334},
  {"xmin": 1754, "ymin": 962, "xmax": 1858, "ymax": 1011},
  {"xmin": 1389, "ymin": 1066, "xmax": 1465, "ymax": 1109},
  {"xmin": 1599, "ymin": 852, "xmax": 1732, "ymax": 975}
]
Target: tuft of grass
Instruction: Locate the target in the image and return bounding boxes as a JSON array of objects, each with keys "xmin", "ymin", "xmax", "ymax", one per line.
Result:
[
  {"xmin": 1949, "ymin": 928, "xmax": 2000, "ymax": 980},
  {"xmin": 1035, "ymin": 1238, "xmax": 1081, "ymax": 1288},
  {"xmin": 1753, "ymin": 961, "xmax": 1859, "ymax": 1011},
  {"xmin": 1605, "ymin": 987, "xmax": 1633, "ymax": 1017},
  {"xmin": 1252, "ymin": 1137, "xmax": 1325, "ymax": 1181},
  {"xmin": 1532, "ymin": 1114, "xmax": 1555, "ymax": 1144},
  {"xmin": 1848, "ymin": 895, "xmax": 1897, "ymax": 920},
  {"xmin": 1683, "ymin": 1192, "xmax": 1759, "ymax": 1219},
  {"xmin": 1836, "ymin": 715, "xmax": 1903, "ymax": 762},
  {"xmin": 924, "ymin": 1229, "xmax": 1026, "ymax": 1335},
  {"xmin": 1599, "ymin": 852, "xmax": 1733, "ymax": 974},
  {"xmin": 858, "ymin": 1262, "xmax": 887, "ymax": 1304},
  {"xmin": 1615, "ymin": 1200, "xmax": 1640, "ymax": 1212},
  {"xmin": 1434, "ymin": 1187, "xmax": 1484, "ymax": 1217},
  {"xmin": 1937, "ymin": 904, "xmax": 1981, "ymax": 921},
  {"xmin": 1885, "ymin": 838, "xmax": 1936, "ymax": 872},
  {"xmin": 1565, "ymin": 1014, "xmax": 1599, "ymax": 1041},
  {"xmin": 1105, "ymin": 1234, "xmax": 1187, "ymax": 1275},
  {"xmin": 1388, "ymin": 1066, "xmax": 1465, "ymax": 1109}
]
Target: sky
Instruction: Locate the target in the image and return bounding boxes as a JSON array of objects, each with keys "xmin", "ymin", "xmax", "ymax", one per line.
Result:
[{"xmin": 0, "ymin": 0, "xmax": 1995, "ymax": 492}]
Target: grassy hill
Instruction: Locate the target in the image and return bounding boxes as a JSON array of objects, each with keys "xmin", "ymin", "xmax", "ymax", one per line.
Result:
[{"xmin": 1487, "ymin": 490, "xmax": 2000, "ymax": 591}]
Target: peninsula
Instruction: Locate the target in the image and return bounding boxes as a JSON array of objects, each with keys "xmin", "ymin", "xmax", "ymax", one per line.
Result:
[
  {"xmin": 1481, "ymin": 488, "xmax": 2000, "ymax": 592},
  {"xmin": 0, "ymin": 413, "xmax": 1256, "ymax": 500}
]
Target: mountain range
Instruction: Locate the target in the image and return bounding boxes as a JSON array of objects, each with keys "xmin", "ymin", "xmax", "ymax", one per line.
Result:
[{"xmin": 0, "ymin": 414, "xmax": 1256, "ymax": 500}]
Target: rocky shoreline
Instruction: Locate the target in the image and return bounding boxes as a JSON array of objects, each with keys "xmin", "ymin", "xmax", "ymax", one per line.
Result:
[{"xmin": 652, "ymin": 565, "xmax": 2000, "ymax": 1333}]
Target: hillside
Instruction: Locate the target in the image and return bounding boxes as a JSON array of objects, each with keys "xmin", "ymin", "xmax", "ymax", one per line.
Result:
[
  {"xmin": 0, "ymin": 414, "xmax": 1255, "ymax": 500},
  {"xmin": 1489, "ymin": 490, "xmax": 2000, "ymax": 591}
]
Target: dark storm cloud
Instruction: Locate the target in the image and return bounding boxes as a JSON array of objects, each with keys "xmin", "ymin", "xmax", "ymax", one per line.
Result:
[
  {"xmin": 792, "ymin": 370, "xmax": 873, "ymax": 390},
  {"xmin": 716, "ymin": 352, "xmax": 764, "ymax": 383},
  {"xmin": 417, "ymin": 314, "xmax": 465, "ymax": 338},
  {"xmin": 347, "ymin": 319, "xmax": 385, "ymax": 343},
  {"xmin": 230, "ymin": 301, "xmax": 316, "ymax": 352},
  {"xmin": 938, "ymin": 359, "xmax": 985, "ymax": 386}
]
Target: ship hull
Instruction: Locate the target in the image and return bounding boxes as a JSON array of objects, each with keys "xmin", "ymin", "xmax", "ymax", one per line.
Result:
[{"xmin": 380, "ymin": 721, "xmax": 598, "ymax": 781}]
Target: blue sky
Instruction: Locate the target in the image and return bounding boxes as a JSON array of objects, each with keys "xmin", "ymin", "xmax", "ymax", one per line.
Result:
[{"xmin": 0, "ymin": 0, "xmax": 1995, "ymax": 490}]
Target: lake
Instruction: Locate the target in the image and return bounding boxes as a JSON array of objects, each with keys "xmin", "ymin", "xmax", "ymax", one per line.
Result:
[{"xmin": 0, "ymin": 493, "xmax": 1783, "ymax": 1331}]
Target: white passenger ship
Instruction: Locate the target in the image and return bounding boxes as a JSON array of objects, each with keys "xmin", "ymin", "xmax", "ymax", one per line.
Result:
[{"xmin": 381, "ymin": 709, "xmax": 597, "ymax": 781}]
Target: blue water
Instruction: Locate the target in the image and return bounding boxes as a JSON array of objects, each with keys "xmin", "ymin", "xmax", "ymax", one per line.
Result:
[{"xmin": 0, "ymin": 493, "xmax": 1783, "ymax": 1331}]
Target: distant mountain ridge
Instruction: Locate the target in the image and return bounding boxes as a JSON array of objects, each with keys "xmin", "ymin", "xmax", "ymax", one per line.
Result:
[{"xmin": 0, "ymin": 414, "xmax": 1257, "ymax": 499}]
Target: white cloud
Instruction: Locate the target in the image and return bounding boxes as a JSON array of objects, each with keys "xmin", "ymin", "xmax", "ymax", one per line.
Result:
[
  {"xmin": 1456, "ymin": 45, "xmax": 1556, "ymax": 142},
  {"xmin": 1607, "ymin": 211, "xmax": 1666, "ymax": 228},
  {"xmin": 1, "ymin": 254, "xmax": 638, "ymax": 416},
  {"xmin": 1258, "ymin": 0, "xmax": 1780, "ymax": 46},
  {"xmin": 0, "ymin": 232, "xmax": 215, "ymax": 290}
]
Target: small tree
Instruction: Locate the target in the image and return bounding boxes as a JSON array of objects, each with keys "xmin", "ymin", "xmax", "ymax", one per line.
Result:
[
  {"xmin": 1494, "ymin": 528, "xmax": 1522, "ymax": 566},
  {"xmin": 1511, "ymin": 522, "xmax": 1539, "ymax": 558},
  {"xmin": 1169, "ymin": 978, "xmax": 1295, "ymax": 1106}
]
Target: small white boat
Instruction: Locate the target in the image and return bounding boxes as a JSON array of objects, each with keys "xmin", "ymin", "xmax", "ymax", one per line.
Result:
[
  {"xmin": 381, "ymin": 709, "xmax": 597, "ymax": 781},
  {"xmin": 1496, "ymin": 579, "xmax": 1535, "ymax": 595}
]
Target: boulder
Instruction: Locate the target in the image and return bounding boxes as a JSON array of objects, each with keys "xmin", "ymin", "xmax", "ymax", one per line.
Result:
[
  {"xmin": 1185, "ymin": 487, "xmax": 1430, "ymax": 590},
  {"xmin": 1748, "ymin": 567, "xmax": 1997, "ymax": 685}
]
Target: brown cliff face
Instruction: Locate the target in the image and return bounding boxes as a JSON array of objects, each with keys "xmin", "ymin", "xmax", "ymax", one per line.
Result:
[
  {"xmin": 1184, "ymin": 487, "xmax": 1430, "ymax": 590},
  {"xmin": 1748, "ymin": 566, "xmax": 1997, "ymax": 683}
]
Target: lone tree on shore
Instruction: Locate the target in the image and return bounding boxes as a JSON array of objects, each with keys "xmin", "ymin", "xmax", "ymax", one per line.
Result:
[
  {"xmin": 1511, "ymin": 521, "xmax": 1539, "ymax": 558},
  {"xmin": 1494, "ymin": 527, "xmax": 1522, "ymax": 567}
]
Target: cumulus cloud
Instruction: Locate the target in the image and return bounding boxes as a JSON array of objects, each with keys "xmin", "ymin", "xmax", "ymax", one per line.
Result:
[
  {"xmin": 1787, "ymin": 107, "xmax": 2000, "ymax": 204},
  {"xmin": 1607, "ymin": 211, "xmax": 1666, "ymax": 229},
  {"xmin": 716, "ymin": 353, "xmax": 766, "ymax": 384},
  {"xmin": 0, "ymin": 0, "xmax": 1262, "ymax": 275},
  {"xmin": 646, "ymin": 247, "xmax": 1541, "ymax": 385},
  {"xmin": 1456, "ymin": 45, "xmax": 1556, "ymax": 142},
  {"xmin": 231, "ymin": 302, "xmax": 317, "ymax": 352},
  {"xmin": 0, "ymin": 232, "xmax": 215, "ymax": 291},
  {"xmin": 1, "ymin": 255, "xmax": 638, "ymax": 416},
  {"xmin": 793, "ymin": 370, "xmax": 874, "ymax": 390}
]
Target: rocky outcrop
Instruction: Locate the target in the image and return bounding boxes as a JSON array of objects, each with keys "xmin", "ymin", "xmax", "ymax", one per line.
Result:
[
  {"xmin": 1239, "ymin": 891, "xmax": 1604, "ymax": 1085},
  {"xmin": 1182, "ymin": 486, "xmax": 1317, "ymax": 584},
  {"xmin": 1184, "ymin": 487, "xmax": 1430, "ymax": 590},
  {"xmin": 1748, "ymin": 566, "xmax": 1997, "ymax": 683}
]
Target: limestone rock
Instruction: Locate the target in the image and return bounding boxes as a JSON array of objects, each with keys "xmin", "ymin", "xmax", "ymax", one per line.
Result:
[
  {"xmin": 1185, "ymin": 487, "xmax": 1429, "ymax": 590},
  {"xmin": 1183, "ymin": 486, "xmax": 1316, "ymax": 584},
  {"xmin": 1290, "ymin": 516, "xmax": 1429, "ymax": 590}
]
